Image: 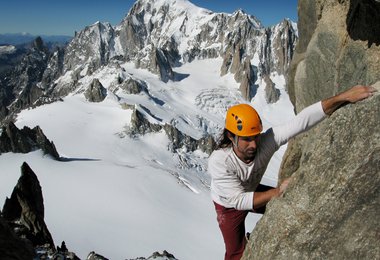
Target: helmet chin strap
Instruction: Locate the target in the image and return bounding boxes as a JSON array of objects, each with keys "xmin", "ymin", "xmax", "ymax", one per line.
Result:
[{"xmin": 233, "ymin": 135, "xmax": 239, "ymax": 148}]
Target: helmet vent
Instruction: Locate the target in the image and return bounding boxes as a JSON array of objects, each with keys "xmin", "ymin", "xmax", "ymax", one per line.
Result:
[{"xmin": 237, "ymin": 120, "xmax": 243, "ymax": 131}]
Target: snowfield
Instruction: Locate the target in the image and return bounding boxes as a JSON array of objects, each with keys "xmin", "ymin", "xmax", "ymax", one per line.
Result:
[{"xmin": 0, "ymin": 58, "xmax": 294, "ymax": 259}]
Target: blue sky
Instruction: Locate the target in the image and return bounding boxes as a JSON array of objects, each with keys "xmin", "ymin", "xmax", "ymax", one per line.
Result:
[{"xmin": 0, "ymin": 0, "xmax": 298, "ymax": 36}]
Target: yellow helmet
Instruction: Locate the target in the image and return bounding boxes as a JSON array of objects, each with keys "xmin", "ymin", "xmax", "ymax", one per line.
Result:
[{"xmin": 225, "ymin": 104, "xmax": 262, "ymax": 136}]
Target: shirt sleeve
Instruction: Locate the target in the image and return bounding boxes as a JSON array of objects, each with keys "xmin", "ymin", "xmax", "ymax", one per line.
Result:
[{"xmin": 272, "ymin": 101, "xmax": 327, "ymax": 146}]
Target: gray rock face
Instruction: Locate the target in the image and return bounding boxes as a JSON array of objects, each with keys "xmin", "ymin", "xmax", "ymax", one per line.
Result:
[
  {"xmin": 221, "ymin": 46, "xmax": 259, "ymax": 100},
  {"xmin": 135, "ymin": 46, "xmax": 175, "ymax": 82},
  {"xmin": 243, "ymin": 0, "xmax": 380, "ymax": 259},
  {"xmin": 260, "ymin": 19, "xmax": 297, "ymax": 77},
  {"xmin": 0, "ymin": 215, "xmax": 34, "ymax": 260},
  {"xmin": 263, "ymin": 74, "xmax": 280, "ymax": 103},
  {"xmin": 120, "ymin": 78, "xmax": 148, "ymax": 95},
  {"xmin": 2, "ymin": 162, "xmax": 55, "ymax": 249},
  {"xmin": 239, "ymin": 59, "xmax": 258, "ymax": 101},
  {"xmin": 40, "ymin": 47, "xmax": 65, "ymax": 90},
  {"xmin": 84, "ymin": 78, "xmax": 107, "ymax": 102},
  {"xmin": 0, "ymin": 37, "xmax": 52, "ymax": 122},
  {"xmin": 0, "ymin": 122, "xmax": 60, "ymax": 159},
  {"xmin": 127, "ymin": 107, "xmax": 162, "ymax": 136},
  {"xmin": 64, "ymin": 22, "xmax": 115, "ymax": 73},
  {"xmin": 220, "ymin": 18, "xmax": 296, "ymax": 100}
]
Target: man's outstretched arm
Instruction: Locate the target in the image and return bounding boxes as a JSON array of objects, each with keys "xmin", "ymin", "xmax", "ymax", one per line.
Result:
[
  {"xmin": 271, "ymin": 85, "xmax": 376, "ymax": 147},
  {"xmin": 322, "ymin": 85, "xmax": 377, "ymax": 116},
  {"xmin": 256, "ymin": 85, "xmax": 376, "ymax": 208}
]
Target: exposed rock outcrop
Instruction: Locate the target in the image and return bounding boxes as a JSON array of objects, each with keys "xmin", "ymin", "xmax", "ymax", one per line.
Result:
[
  {"xmin": 127, "ymin": 108, "xmax": 163, "ymax": 136},
  {"xmin": 0, "ymin": 214, "xmax": 34, "ymax": 260},
  {"xmin": 1, "ymin": 163, "xmax": 82, "ymax": 259},
  {"xmin": 127, "ymin": 250, "xmax": 177, "ymax": 260},
  {"xmin": 219, "ymin": 17, "xmax": 296, "ymax": 101},
  {"xmin": 0, "ymin": 37, "xmax": 52, "ymax": 122},
  {"xmin": 221, "ymin": 50, "xmax": 258, "ymax": 101},
  {"xmin": 243, "ymin": 0, "xmax": 380, "ymax": 259},
  {"xmin": 0, "ymin": 122, "xmax": 60, "ymax": 159},
  {"xmin": 260, "ymin": 19, "xmax": 297, "ymax": 78},
  {"xmin": 1, "ymin": 162, "xmax": 179, "ymax": 259},
  {"xmin": 87, "ymin": 251, "xmax": 109, "ymax": 260},
  {"xmin": 2, "ymin": 162, "xmax": 55, "ymax": 248},
  {"xmin": 120, "ymin": 78, "xmax": 148, "ymax": 95},
  {"xmin": 40, "ymin": 47, "xmax": 65, "ymax": 90},
  {"xmin": 135, "ymin": 46, "xmax": 175, "ymax": 82},
  {"xmin": 64, "ymin": 22, "xmax": 115, "ymax": 73},
  {"xmin": 263, "ymin": 74, "xmax": 280, "ymax": 104},
  {"xmin": 84, "ymin": 78, "xmax": 107, "ymax": 102}
]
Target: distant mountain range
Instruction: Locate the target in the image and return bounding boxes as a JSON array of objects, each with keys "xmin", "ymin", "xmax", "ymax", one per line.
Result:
[{"xmin": 0, "ymin": 33, "xmax": 72, "ymax": 46}]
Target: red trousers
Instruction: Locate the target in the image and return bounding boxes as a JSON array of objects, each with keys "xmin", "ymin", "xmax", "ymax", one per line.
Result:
[
  {"xmin": 214, "ymin": 202, "xmax": 248, "ymax": 260},
  {"xmin": 214, "ymin": 184, "xmax": 272, "ymax": 260}
]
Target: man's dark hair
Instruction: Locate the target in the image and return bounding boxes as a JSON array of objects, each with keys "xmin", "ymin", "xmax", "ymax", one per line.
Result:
[{"xmin": 217, "ymin": 129, "xmax": 234, "ymax": 149}]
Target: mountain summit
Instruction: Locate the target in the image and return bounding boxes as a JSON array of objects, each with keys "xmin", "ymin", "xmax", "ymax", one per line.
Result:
[{"xmin": 0, "ymin": 0, "xmax": 297, "ymax": 125}]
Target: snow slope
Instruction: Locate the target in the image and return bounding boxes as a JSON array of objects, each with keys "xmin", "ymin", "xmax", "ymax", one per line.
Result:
[{"xmin": 0, "ymin": 58, "xmax": 294, "ymax": 259}]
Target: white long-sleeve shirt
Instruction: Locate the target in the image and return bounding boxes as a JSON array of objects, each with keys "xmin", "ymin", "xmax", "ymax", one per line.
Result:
[{"xmin": 209, "ymin": 101, "xmax": 327, "ymax": 210}]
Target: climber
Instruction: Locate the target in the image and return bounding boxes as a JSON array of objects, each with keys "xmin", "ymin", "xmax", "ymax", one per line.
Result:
[{"xmin": 208, "ymin": 85, "xmax": 376, "ymax": 260}]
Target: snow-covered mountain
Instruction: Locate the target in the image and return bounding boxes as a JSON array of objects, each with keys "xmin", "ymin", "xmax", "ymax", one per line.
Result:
[
  {"xmin": 58, "ymin": 0, "xmax": 296, "ymax": 95},
  {"xmin": 0, "ymin": 0, "xmax": 298, "ymax": 259}
]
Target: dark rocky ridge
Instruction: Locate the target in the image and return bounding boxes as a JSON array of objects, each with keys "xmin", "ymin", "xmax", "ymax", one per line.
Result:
[
  {"xmin": 0, "ymin": 214, "xmax": 34, "ymax": 260},
  {"xmin": 2, "ymin": 162, "xmax": 54, "ymax": 249},
  {"xmin": 1, "ymin": 162, "xmax": 178, "ymax": 259},
  {"xmin": 0, "ymin": 121, "xmax": 60, "ymax": 159},
  {"xmin": 242, "ymin": 0, "xmax": 380, "ymax": 259},
  {"xmin": 0, "ymin": 37, "xmax": 59, "ymax": 123}
]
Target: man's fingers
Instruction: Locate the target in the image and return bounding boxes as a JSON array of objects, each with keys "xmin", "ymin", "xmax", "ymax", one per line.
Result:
[{"xmin": 346, "ymin": 85, "xmax": 377, "ymax": 102}]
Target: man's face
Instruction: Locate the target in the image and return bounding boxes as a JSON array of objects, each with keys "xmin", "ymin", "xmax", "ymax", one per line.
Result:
[{"xmin": 232, "ymin": 135, "xmax": 260, "ymax": 163}]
